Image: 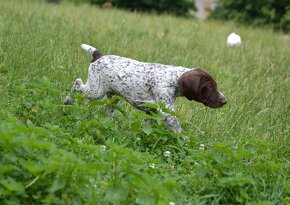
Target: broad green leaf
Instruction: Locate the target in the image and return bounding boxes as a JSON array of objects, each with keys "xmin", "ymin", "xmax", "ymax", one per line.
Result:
[
  {"xmin": 142, "ymin": 103, "xmax": 159, "ymax": 109},
  {"xmin": 0, "ymin": 165, "xmax": 19, "ymax": 174},
  {"xmin": 213, "ymin": 141, "xmax": 233, "ymax": 150},
  {"xmin": 18, "ymin": 159, "xmax": 44, "ymax": 175},
  {"xmin": 251, "ymin": 140, "xmax": 276, "ymax": 148},
  {"xmin": 0, "ymin": 177, "xmax": 24, "ymax": 193},
  {"xmin": 194, "ymin": 166, "xmax": 207, "ymax": 178},
  {"xmin": 48, "ymin": 178, "xmax": 66, "ymax": 193},
  {"xmin": 142, "ymin": 124, "xmax": 152, "ymax": 135},
  {"xmin": 136, "ymin": 193, "xmax": 156, "ymax": 205},
  {"xmin": 105, "ymin": 186, "xmax": 128, "ymax": 205},
  {"xmin": 152, "ymin": 113, "xmax": 165, "ymax": 125},
  {"xmin": 131, "ymin": 121, "xmax": 142, "ymax": 132},
  {"xmin": 133, "ymin": 111, "xmax": 153, "ymax": 120},
  {"xmin": 160, "ymin": 107, "xmax": 176, "ymax": 116}
]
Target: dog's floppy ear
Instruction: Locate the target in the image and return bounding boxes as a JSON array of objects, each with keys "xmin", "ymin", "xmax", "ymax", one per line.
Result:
[{"xmin": 178, "ymin": 70, "xmax": 201, "ymax": 100}]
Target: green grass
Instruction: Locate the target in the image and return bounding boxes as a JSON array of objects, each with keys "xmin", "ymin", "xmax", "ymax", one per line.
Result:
[{"xmin": 0, "ymin": 0, "xmax": 289, "ymax": 204}]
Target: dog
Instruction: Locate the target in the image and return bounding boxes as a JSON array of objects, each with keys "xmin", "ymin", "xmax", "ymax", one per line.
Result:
[{"xmin": 64, "ymin": 44, "xmax": 227, "ymax": 132}]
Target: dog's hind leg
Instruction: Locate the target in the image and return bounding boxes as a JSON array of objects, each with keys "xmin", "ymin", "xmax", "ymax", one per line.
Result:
[
  {"xmin": 72, "ymin": 78, "xmax": 89, "ymax": 94},
  {"xmin": 64, "ymin": 61, "xmax": 107, "ymax": 105},
  {"xmin": 64, "ymin": 78, "xmax": 88, "ymax": 105},
  {"xmin": 106, "ymin": 92, "xmax": 120, "ymax": 116}
]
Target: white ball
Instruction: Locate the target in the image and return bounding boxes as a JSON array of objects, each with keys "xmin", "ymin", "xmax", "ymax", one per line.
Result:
[{"xmin": 227, "ymin": 32, "xmax": 242, "ymax": 47}]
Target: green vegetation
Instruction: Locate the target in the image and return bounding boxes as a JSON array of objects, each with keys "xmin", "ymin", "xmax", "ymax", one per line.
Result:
[
  {"xmin": 45, "ymin": 0, "xmax": 195, "ymax": 16},
  {"xmin": 211, "ymin": 0, "xmax": 290, "ymax": 32},
  {"xmin": 0, "ymin": 0, "xmax": 289, "ymax": 204}
]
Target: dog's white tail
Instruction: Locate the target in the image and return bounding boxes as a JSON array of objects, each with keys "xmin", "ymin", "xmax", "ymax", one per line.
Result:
[
  {"xmin": 81, "ymin": 44, "xmax": 97, "ymax": 55},
  {"xmin": 81, "ymin": 44, "xmax": 103, "ymax": 62}
]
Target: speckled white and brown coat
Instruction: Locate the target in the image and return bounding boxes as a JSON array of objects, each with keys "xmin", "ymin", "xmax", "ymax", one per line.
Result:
[{"xmin": 66, "ymin": 44, "xmax": 227, "ymax": 132}]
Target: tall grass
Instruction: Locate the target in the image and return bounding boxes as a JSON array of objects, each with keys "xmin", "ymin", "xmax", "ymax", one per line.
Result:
[{"xmin": 0, "ymin": 0, "xmax": 289, "ymax": 204}]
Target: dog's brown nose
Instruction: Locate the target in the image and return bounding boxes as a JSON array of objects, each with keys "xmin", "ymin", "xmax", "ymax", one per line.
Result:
[
  {"xmin": 221, "ymin": 97, "xmax": 227, "ymax": 105},
  {"xmin": 218, "ymin": 92, "xmax": 227, "ymax": 105}
]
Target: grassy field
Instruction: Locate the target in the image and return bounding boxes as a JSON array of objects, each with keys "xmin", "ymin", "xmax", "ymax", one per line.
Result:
[{"xmin": 0, "ymin": 0, "xmax": 289, "ymax": 204}]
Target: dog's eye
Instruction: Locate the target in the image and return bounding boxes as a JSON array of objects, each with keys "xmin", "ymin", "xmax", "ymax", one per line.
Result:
[
  {"xmin": 207, "ymin": 84, "xmax": 213, "ymax": 89},
  {"xmin": 201, "ymin": 87, "xmax": 208, "ymax": 93}
]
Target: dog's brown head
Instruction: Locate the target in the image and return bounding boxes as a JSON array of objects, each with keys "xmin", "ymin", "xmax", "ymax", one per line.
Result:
[{"xmin": 178, "ymin": 68, "xmax": 227, "ymax": 108}]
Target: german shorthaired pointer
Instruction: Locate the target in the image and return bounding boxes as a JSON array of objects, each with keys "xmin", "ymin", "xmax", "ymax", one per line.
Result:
[{"xmin": 64, "ymin": 44, "xmax": 227, "ymax": 132}]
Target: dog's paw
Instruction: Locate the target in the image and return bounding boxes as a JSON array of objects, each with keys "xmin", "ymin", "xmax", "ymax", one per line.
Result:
[
  {"xmin": 64, "ymin": 95, "xmax": 73, "ymax": 105},
  {"xmin": 73, "ymin": 78, "xmax": 83, "ymax": 92},
  {"xmin": 75, "ymin": 78, "xmax": 83, "ymax": 86}
]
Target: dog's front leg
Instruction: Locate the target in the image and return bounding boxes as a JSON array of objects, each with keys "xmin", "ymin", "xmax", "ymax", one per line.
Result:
[
  {"xmin": 164, "ymin": 114, "xmax": 184, "ymax": 133},
  {"xmin": 161, "ymin": 102, "xmax": 184, "ymax": 133},
  {"xmin": 153, "ymin": 89, "xmax": 184, "ymax": 133}
]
